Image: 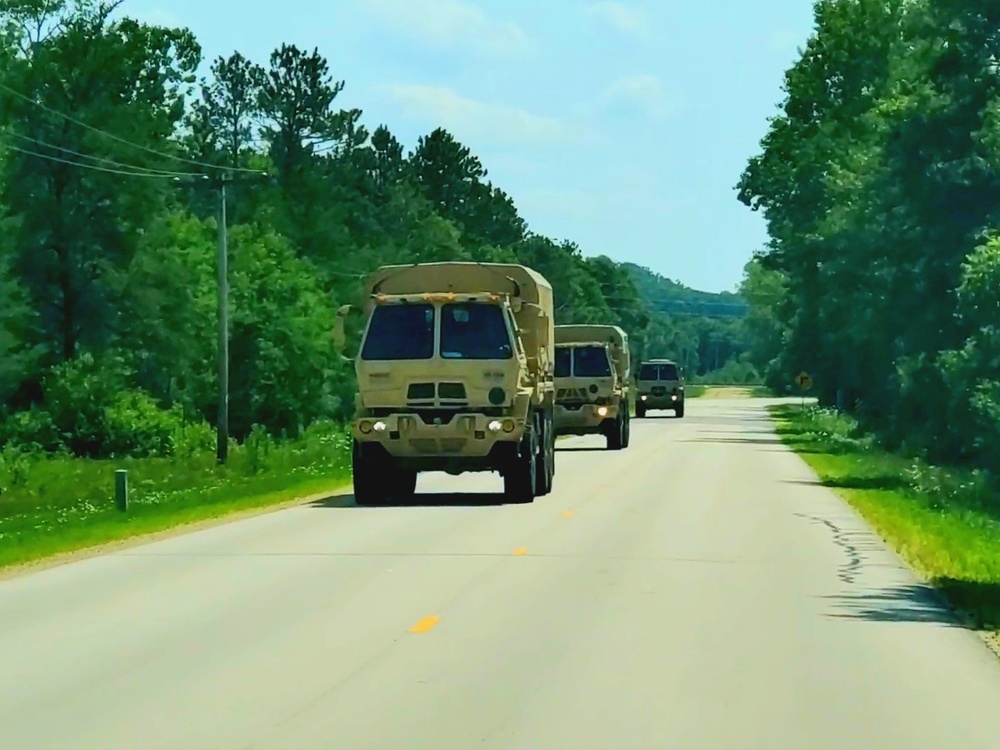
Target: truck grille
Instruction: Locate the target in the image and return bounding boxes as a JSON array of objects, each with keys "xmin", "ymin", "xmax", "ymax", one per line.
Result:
[
  {"xmin": 557, "ymin": 387, "xmax": 590, "ymax": 401},
  {"xmin": 406, "ymin": 382, "xmax": 468, "ymax": 405},
  {"xmin": 651, "ymin": 386, "xmax": 666, "ymax": 396},
  {"xmin": 407, "ymin": 382, "xmax": 435, "ymax": 400},
  {"xmin": 438, "ymin": 382, "xmax": 466, "ymax": 400}
]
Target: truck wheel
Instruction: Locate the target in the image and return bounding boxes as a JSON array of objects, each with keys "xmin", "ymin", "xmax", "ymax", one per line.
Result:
[
  {"xmin": 390, "ymin": 467, "xmax": 417, "ymax": 499},
  {"xmin": 352, "ymin": 440, "xmax": 389, "ymax": 507},
  {"xmin": 635, "ymin": 403, "xmax": 646, "ymax": 418},
  {"xmin": 536, "ymin": 413, "xmax": 554, "ymax": 495},
  {"xmin": 622, "ymin": 409, "xmax": 631, "ymax": 448},
  {"xmin": 675, "ymin": 402, "xmax": 685, "ymax": 418},
  {"xmin": 504, "ymin": 432, "xmax": 537, "ymax": 503},
  {"xmin": 606, "ymin": 415, "xmax": 624, "ymax": 451}
]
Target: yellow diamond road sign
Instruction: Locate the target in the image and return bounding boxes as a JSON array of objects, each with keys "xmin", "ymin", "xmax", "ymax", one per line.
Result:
[{"xmin": 795, "ymin": 371, "xmax": 812, "ymax": 390}]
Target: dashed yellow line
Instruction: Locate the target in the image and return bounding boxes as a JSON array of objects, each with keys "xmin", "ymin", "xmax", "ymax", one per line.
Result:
[
  {"xmin": 562, "ymin": 511, "xmax": 574, "ymax": 518},
  {"xmin": 409, "ymin": 615, "xmax": 440, "ymax": 633},
  {"xmin": 512, "ymin": 547, "xmax": 527, "ymax": 556}
]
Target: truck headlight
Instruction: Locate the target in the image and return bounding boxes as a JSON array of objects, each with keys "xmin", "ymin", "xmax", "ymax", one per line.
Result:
[
  {"xmin": 373, "ymin": 421, "xmax": 387, "ymax": 431},
  {"xmin": 488, "ymin": 420, "xmax": 502, "ymax": 431},
  {"xmin": 597, "ymin": 406, "xmax": 608, "ymax": 416}
]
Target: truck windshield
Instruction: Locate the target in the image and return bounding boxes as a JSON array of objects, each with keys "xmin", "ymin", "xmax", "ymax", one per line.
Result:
[
  {"xmin": 361, "ymin": 303, "xmax": 434, "ymax": 360},
  {"xmin": 639, "ymin": 363, "xmax": 679, "ymax": 380},
  {"xmin": 440, "ymin": 302, "xmax": 513, "ymax": 360},
  {"xmin": 573, "ymin": 346, "xmax": 612, "ymax": 377},
  {"xmin": 555, "ymin": 347, "xmax": 572, "ymax": 377}
]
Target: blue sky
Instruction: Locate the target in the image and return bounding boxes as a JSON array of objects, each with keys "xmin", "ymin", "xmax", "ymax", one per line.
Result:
[{"xmin": 121, "ymin": 0, "xmax": 815, "ymax": 293}]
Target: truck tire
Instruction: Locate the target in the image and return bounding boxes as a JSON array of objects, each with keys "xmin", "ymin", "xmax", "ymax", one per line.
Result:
[
  {"xmin": 606, "ymin": 415, "xmax": 624, "ymax": 450},
  {"xmin": 622, "ymin": 408, "xmax": 631, "ymax": 448},
  {"xmin": 504, "ymin": 430, "xmax": 537, "ymax": 503},
  {"xmin": 390, "ymin": 467, "xmax": 418, "ymax": 498},
  {"xmin": 534, "ymin": 412, "xmax": 554, "ymax": 496},
  {"xmin": 675, "ymin": 402, "xmax": 685, "ymax": 418},
  {"xmin": 635, "ymin": 402, "xmax": 646, "ymax": 418},
  {"xmin": 352, "ymin": 440, "xmax": 389, "ymax": 507}
]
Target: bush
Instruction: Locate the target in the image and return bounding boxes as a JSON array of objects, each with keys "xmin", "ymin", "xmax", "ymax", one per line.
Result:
[{"xmin": 104, "ymin": 390, "xmax": 186, "ymax": 458}]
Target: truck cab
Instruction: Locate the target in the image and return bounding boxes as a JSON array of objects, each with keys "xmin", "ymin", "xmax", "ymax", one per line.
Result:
[
  {"xmin": 634, "ymin": 359, "xmax": 685, "ymax": 418},
  {"xmin": 552, "ymin": 324, "xmax": 631, "ymax": 450},
  {"xmin": 335, "ymin": 262, "xmax": 556, "ymax": 506}
]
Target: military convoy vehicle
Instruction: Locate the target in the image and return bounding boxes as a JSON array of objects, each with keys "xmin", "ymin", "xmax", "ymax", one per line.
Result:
[
  {"xmin": 333, "ymin": 262, "xmax": 556, "ymax": 506},
  {"xmin": 634, "ymin": 358, "xmax": 685, "ymax": 418},
  {"xmin": 552, "ymin": 324, "xmax": 631, "ymax": 450}
]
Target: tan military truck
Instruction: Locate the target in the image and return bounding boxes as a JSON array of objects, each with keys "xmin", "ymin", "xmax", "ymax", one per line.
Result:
[
  {"xmin": 634, "ymin": 358, "xmax": 685, "ymax": 418},
  {"xmin": 333, "ymin": 261, "xmax": 556, "ymax": 506},
  {"xmin": 552, "ymin": 324, "xmax": 631, "ymax": 450}
]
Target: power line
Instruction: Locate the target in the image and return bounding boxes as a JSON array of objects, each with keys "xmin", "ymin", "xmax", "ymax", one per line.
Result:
[
  {"xmin": 3, "ymin": 127, "xmax": 196, "ymax": 177},
  {"xmin": 0, "ymin": 80, "xmax": 265, "ymax": 176},
  {"xmin": 5, "ymin": 142, "xmax": 200, "ymax": 178}
]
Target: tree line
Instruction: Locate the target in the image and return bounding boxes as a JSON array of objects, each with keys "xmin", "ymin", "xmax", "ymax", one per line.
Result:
[
  {"xmin": 737, "ymin": 0, "xmax": 1000, "ymax": 469},
  {"xmin": 0, "ymin": 0, "xmax": 754, "ymax": 460}
]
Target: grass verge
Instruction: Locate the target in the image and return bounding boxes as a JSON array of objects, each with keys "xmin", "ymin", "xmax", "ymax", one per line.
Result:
[
  {"xmin": 689, "ymin": 385, "xmax": 772, "ymax": 399},
  {"xmin": 771, "ymin": 404, "xmax": 1000, "ymax": 642},
  {"xmin": 0, "ymin": 421, "xmax": 353, "ymax": 571}
]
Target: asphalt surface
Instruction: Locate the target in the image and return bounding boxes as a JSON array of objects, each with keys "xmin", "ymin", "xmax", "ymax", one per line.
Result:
[{"xmin": 2, "ymin": 397, "xmax": 1000, "ymax": 749}]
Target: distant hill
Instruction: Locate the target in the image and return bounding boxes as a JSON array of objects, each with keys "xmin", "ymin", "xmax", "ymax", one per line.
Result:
[{"xmin": 622, "ymin": 262, "xmax": 748, "ymax": 318}]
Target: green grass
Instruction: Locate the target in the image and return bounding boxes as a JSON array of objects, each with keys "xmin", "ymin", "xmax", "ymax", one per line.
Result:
[
  {"xmin": 0, "ymin": 422, "xmax": 353, "ymax": 570},
  {"xmin": 771, "ymin": 404, "xmax": 1000, "ymax": 635},
  {"xmin": 687, "ymin": 384, "xmax": 772, "ymax": 398}
]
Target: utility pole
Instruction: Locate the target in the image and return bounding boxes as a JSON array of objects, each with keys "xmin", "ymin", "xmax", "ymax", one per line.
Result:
[
  {"xmin": 216, "ymin": 175, "xmax": 229, "ymax": 463},
  {"xmin": 172, "ymin": 170, "xmax": 271, "ymax": 464}
]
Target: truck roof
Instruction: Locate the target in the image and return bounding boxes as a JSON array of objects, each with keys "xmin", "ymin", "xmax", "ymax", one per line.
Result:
[
  {"xmin": 554, "ymin": 324, "xmax": 628, "ymax": 347},
  {"xmin": 366, "ymin": 262, "xmax": 552, "ymax": 306}
]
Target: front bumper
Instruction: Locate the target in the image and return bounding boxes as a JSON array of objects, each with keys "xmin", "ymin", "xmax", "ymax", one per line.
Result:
[
  {"xmin": 554, "ymin": 401, "xmax": 619, "ymax": 431},
  {"xmin": 638, "ymin": 393, "xmax": 682, "ymax": 409},
  {"xmin": 353, "ymin": 412, "xmax": 525, "ymax": 458}
]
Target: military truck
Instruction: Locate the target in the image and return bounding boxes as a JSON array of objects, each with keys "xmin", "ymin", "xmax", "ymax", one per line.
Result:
[
  {"xmin": 552, "ymin": 324, "xmax": 631, "ymax": 450},
  {"xmin": 634, "ymin": 358, "xmax": 685, "ymax": 418},
  {"xmin": 333, "ymin": 262, "xmax": 557, "ymax": 506}
]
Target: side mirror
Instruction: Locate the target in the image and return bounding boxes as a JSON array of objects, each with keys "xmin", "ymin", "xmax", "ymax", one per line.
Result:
[{"xmin": 333, "ymin": 304, "xmax": 354, "ymax": 358}]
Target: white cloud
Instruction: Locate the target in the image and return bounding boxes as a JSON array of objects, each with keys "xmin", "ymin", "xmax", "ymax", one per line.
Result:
[
  {"xmin": 600, "ymin": 74, "xmax": 675, "ymax": 119},
  {"xmin": 584, "ymin": 2, "xmax": 648, "ymax": 38},
  {"xmin": 359, "ymin": 0, "xmax": 529, "ymax": 56},
  {"xmin": 380, "ymin": 84, "xmax": 570, "ymax": 145}
]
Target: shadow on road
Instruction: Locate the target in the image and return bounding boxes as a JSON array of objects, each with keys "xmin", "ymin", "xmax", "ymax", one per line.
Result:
[
  {"xmin": 824, "ymin": 580, "xmax": 1000, "ymax": 631},
  {"xmin": 309, "ymin": 493, "xmax": 522, "ymax": 509},
  {"xmin": 556, "ymin": 445, "xmax": 607, "ymax": 452},
  {"xmin": 823, "ymin": 584, "xmax": 963, "ymax": 627},
  {"xmin": 680, "ymin": 435, "xmax": 788, "ymax": 446},
  {"xmin": 782, "ymin": 474, "xmax": 912, "ymax": 492}
]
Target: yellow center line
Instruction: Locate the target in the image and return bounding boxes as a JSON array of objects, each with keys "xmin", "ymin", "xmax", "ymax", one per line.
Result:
[
  {"xmin": 409, "ymin": 615, "xmax": 440, "ymax": 633},
  {"xmin": 512, "ymin": 547, "xmax": 527, "ymax": 555},
  {"xmin": 562, "ymin": 511, "xmax": 574, "ymax": 518}
]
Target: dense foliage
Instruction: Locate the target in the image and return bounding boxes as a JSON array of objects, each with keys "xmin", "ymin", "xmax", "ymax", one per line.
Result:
[
  {"xmin": 738, "ymin": 0, "xmax": 1000, "ymax": 468},
  {"xmin": 0, "ymin": 0, "xmax": 751, "ymax": 460}
]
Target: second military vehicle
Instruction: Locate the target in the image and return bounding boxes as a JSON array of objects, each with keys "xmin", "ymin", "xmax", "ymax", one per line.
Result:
[
  {"xmin": 333, "ymin": 261, "xmax": 557, "ymax": 506},
  {"xmin": 552, "ymin": 324, "xmax": 631, "ymax": 450},
  {"xmin": 634, "ymin": 358, "xmax": 685, "ymax": 418}
]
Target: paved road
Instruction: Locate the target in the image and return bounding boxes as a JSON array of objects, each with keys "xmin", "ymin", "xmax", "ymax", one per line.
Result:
[{"xmin": 2, "ymin": 398, "xmax": 1000, "ymax": 749}]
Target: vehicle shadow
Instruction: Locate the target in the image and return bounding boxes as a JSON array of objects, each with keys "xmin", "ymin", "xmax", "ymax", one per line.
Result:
[
  {"xmin": 309, "ymin": 492, "xmax": 524, "ymax": 508},
  {"xmin": 556, "ymin": 446, "xmax": 607, "ymax": 452}
]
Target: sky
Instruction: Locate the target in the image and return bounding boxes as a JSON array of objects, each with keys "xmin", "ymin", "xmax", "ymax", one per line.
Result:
[{"xmin": 120, "ymin": 0, "xmax": 816, "ymax": 294}]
